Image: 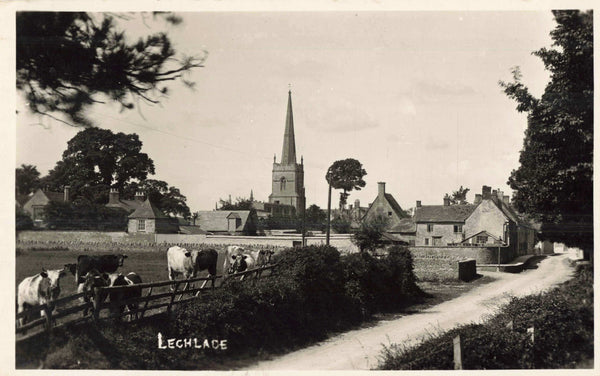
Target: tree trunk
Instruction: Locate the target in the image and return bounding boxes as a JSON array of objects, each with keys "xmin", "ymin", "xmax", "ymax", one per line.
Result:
[{"xmin": 326, "ymin": 182, "xmax": 332, "ymax": 246}]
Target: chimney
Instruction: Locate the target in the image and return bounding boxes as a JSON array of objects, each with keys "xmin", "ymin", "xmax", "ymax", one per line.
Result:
[
  {"xmin": 63, "ymin": 186, "xmax": 70, "ymax": 202},
  {"xmin": 482, "ymin": 185, "xmax": 492, "ymax": 200},
  {"xmin": 355, "ymin": 199, "xmax": 360, "ymax": 209},
  {"xmin": 491, "ymin": 189, "xmax": 499, "ymax": 204},
  {"xmin": 497, "ymin": 189, "xmax": 504, "ymax": 199},
  {"xmin": 503, "ymin": 195, "xmax": 510, "ymax": 205},
  {"xmin": 474, "ymin": 194, "xmax": 482, "ymax": 205},
  {"xmin": 443, "ymin": 194, "xmax": 450, "ymax": 206},
  {"xmin": 109, "ymin": 188, "xmax": 119, "ymax": 204},
  {"xmin": 416, "ymin": 200, "xmax": 421, "ymax": 208},
  {"xmin": 378, "ymin": 182, "xmax": 386, "ymax": 197},
  {"xmin": 135, "ymin": 191, "xmax": 145, "ymax": 202}
]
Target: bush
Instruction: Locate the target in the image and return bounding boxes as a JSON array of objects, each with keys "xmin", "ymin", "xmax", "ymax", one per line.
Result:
[
  {"xmin": 342, "ymin": 246, "xmax": 424, "ymax": 315},
  {"xmin": 379, "ymin": 264, "xmax": 594, "ymax": 369},
  {"xmin": 16, "ymin": 207, "xmax": 33, "ymax": 231}
]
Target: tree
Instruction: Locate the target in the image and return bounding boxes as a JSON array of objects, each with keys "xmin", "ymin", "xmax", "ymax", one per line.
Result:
[
  {"xmin": 499, "ymin": 10, "xmax": 593, "ymax": 255},
  {"xmin": 352, "ymin": 215, "xmax": 389, "ymax": 253},
  {"xmin": 125, "ymin": 179, "xmax": 191, "ymax": 218},
  {"xmin": 218, "ymin": 197, "xmax": 253, "ymax": 210},
  {"xmin": 15, "ymin": 164, "xmax": 41, "ymax": 196},
  {"xmin": 17, "ymin": 12, "xmax": 206, "ymax": 127},
  {"xmin": 325, "ymin": 158, "xmax": 367, "ymax": 244},
  {"xmin": 305, "ymin": 204, "xmax": 327, "ymax": 231},
  {"xmin": 445, "ymin": 186, "xmax": 470, "ymax": 205},
  {"xmin": 42, "ymin": 127, "xmax": 155, "ymax": 203}
]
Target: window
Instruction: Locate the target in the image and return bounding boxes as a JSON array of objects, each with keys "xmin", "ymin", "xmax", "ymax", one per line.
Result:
[
  {"xmin": 388, "ymin": 211, "xmax": 393, "ymax": 216},
  {"xmin": 424, "ymin": 238, "xmax": 430, "ymax": 245},
  {"xmin": 33, "ymin": 206, "xmax": 45, "ymax": 221},
  {"xmin": 138, "ymin": 219, "xmax": 146, "ymax": 231},
  {"xmin": 476, "ymin": 235, "xmax": 488, "ymax": 244},
  {"xmin": 280, "ymin": 177, "xmax": 287, "ymax": 191},
  {"xmin": 433, "ymin": 236, "xmax": 442, "ymax": 246},
  {"xmin": 427, "ymin": 224, "xmax": 434, "ymax": 232},
  {"xmin": 454, "ymin": 224, "xmax": 463, "ymax": 233}
]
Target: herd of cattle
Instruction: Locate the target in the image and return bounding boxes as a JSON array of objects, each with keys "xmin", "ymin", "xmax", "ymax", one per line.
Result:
[{"xmin": 16, "ymin": 245, "xmax": 275, "ymax": 328}]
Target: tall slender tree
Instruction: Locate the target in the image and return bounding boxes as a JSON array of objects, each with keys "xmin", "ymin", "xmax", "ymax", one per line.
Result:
[{"xmin": 325, "ymin": 158, "xmax": 367, "ymax": 243}]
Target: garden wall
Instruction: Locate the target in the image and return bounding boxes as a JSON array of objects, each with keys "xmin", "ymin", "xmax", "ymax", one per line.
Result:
[
  {"xmin": 408, "ymin": 246, "xmax": 514, "ymax": 281},
  {"xmin": 16, "ymin": 231, "xmax": 359, "ymax": 254}
]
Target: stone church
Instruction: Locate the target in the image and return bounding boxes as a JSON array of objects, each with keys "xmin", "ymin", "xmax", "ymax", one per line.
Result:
[{"xmin": 268, "ymin": 90, "xmax": 306, "ymax": 213}]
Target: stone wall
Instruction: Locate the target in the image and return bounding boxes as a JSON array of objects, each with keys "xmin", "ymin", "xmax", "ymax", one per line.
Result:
[{"xmin": 408, "ymin": 245, "xmax": 514, "ymax": 281}]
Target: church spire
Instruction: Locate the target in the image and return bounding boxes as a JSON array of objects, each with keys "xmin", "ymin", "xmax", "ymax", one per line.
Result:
[{"xmin": 281, "ymin": 90, "xmax": 297, "ymax": 165}]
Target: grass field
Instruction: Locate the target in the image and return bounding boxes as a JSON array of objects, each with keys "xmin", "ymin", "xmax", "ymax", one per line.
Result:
[{"xmin": 16, "ymin": 248, "xmax": 232, "ymax": 296}]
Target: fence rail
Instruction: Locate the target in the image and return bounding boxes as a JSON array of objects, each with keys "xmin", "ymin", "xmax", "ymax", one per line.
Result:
[{"xmin": 16, "ymin": 263, "xmax": 277, "ymax": 341}]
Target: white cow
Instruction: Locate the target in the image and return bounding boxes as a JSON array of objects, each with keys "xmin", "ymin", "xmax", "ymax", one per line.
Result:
[
  {"xmin": 167, "ymin": 246, "xmax": 197, "ymax": 280},
  {"xmin": 17, "ymin": 267, "xmax": 67, "ymax": 326}
]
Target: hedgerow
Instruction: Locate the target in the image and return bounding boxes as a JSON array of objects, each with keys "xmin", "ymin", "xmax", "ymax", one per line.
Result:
[{"xmin": 378, "ymin": 263, "xmax": 594, "ymax": 370}]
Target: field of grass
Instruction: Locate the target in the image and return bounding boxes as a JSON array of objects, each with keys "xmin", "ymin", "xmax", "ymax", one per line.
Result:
[{"xmin": 16, "ymin": 248, "xmax": 231, "ymax": 296}]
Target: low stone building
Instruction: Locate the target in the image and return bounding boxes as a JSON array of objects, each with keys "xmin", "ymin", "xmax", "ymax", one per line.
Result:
[
  {"xmin": 128, "ymin": 199, "xmax": 178, "ymax": 234},
  {"xmin": 194, "ymin": 210, "xmax": 259, "ymax": 235},
  {"xmin": 414, "ymin": 185, "xmax": 537, "ymax": 256}
]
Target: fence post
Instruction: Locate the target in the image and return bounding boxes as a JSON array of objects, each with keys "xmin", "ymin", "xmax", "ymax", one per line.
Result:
[
  {"xmin": 453, "ymin": 335, "xmax": 462, "ymax": 370},
  {"xmin": 93, "ymin": 287, "xmax": 102, "ymax": 322},
  {"xmin": 139, "ymin": 287, "xmax": 153, "ymax": 319},
  {"xmin": 168, "ymin": 281, "xmax": 179, "ymax": 314},
  {"xmin": 43, "ymin": 305, "xmax": 52, "ymax": 332}
]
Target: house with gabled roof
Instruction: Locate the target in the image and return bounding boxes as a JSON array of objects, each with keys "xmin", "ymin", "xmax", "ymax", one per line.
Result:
[
  {"xmin": 106, "ymin": 188, "xmax": 145, "ymax": 213},
  {"xmin": 414, "ymin": 185, "xmax": 537, "ymax": 255},
  {"xmin": 362, "ymin": 182, "xmax": 410, "ymax": 229},
  {"xmin": 414, "ymin": 198, "xmax": 476, "ymax": 246},
  {"xmin": 22, "ymin": 186, "xmax": 71, "ymax": 227},
  {"xmin": 127, "ymin": 198, "xmax": 178, "ymax": 234}
]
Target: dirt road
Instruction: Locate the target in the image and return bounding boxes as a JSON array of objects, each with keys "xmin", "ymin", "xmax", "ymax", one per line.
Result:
[{"xmin": 248, "ymin": 253, "xmax": 575, "ymax": 370}]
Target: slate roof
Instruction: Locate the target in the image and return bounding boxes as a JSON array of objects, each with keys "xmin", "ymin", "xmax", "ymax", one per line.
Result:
[
  {"xmin": 106, "ymin": 199, "xmax": 142, "ymax": 212},
  {"xmin": 128, "ymin": 199, "xmax": 168, "ymax": 219},
  {"xmin": 462, "ymin": 230, "xmax": 501, "ymax": 243},
  {"xmin": 44, "ymin": 191, "xmax": 67, "ymax": 203},
  {"xmin": 414, "ymin": 204, "xmax": 477, "ymax": 223},
  {"xmin": 195, "ymin": 210, "xmax": 251, "ymax": 232},
  {"xmin": 389, "ymin": 217, "xmax": 416, "ymax": 233},
  {"xmin": 178, "ymin": 225, "xmax": 209, "ymax": 235},
  {"xmin": 385, "ymin": 193, "xmax": 409, "ymax": 219}
]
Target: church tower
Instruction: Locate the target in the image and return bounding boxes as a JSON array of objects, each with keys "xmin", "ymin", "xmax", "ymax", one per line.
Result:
[{"xmin": 268, "ymin": 90, "xmax": 305, "ymax": 213}]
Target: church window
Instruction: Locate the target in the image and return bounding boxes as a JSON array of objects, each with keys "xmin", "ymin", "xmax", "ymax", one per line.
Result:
[{"xmin": 280, "ymin": 177, "xmax": 286, "ymax": 191}]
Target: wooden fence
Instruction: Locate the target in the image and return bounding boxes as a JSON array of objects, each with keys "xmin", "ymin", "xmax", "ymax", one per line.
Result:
[{"xmin": 16, "ymin": 264, "xmax": 277, "ymax": 341}]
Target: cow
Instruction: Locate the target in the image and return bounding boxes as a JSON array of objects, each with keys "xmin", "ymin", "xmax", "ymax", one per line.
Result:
[
  {"xmin": 17, "ymin": 267, "xmax": 68, "ymax": 327},
  {"xmin": 223, "ymin": 245, "xmax": 246, "ymax": 275},
  {"xmin": 106, "ymin": 272, "xmax": 143, "ymax": 321},
  {"xmin": 77, "ymin": 269, "xmax": 110, "ymax": 317},
  {"xmin": 75, "ymin": 254, "xmax": 127, "ymax": 284},
  {"xmin": 255, "ymin": 249, "xmax": 275, "ymax": 267},
  {"xmin": 228, "ymin": 254, "xmax": 249, "ymax": 274},
  {"xmin": 167, "ymin": 246, "xmax": 218, "ymax": 288}
]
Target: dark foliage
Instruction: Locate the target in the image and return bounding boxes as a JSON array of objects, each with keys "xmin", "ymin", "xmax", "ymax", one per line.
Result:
[
  {"xmin": 124, "ymin": 179, "xmax": 191, "ymax": 218},
  {"xmin": 45, "ymin": 199, "xmax": 129, "ymax": 231},
  {"xmin": 326, "ymin": 158, "xmax": 367, "ymax": 209},
  {"xmin": 16, "ymin": 207, "xmax": 34, "ymax": 231},
  {"xmin": 16, "ymin": 164, "xmax": 41, "ymax": 196},
  {"xmin": 499, "ymin": 10, "xmax": 593, "ymax": 253},
  {"xmin": 379, "ymin": 264, "xmax": 594, "ymax": 370},
  {"xmin": 352, "ymin": 215, "xmax": 389, "ymax": 252},
  {"xmin": 17, "ymin": 12, "xmax": 206, "ymax": 127}
]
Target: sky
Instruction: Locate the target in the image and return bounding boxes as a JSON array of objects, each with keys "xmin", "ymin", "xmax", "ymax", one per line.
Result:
[{"xmin": 15, "ymin": 9, "xmax": 559, "ymax": 213}]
